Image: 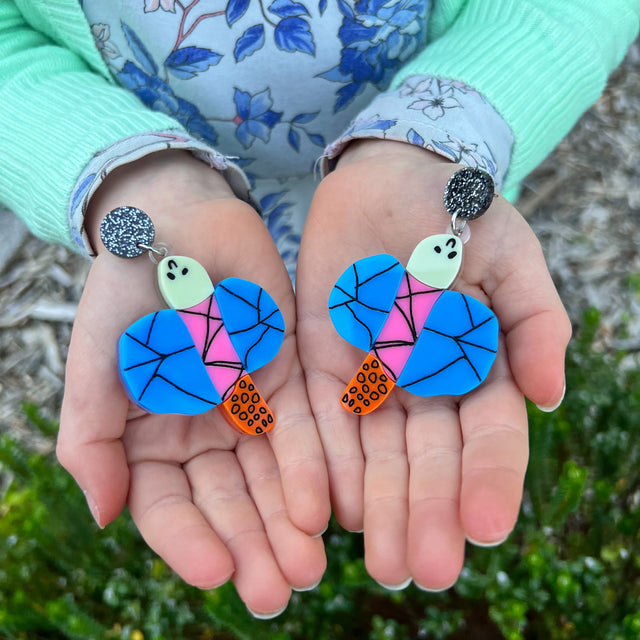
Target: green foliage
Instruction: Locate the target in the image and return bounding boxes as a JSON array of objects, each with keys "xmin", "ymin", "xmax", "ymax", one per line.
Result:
[{"xmin": 0, "ymin": 309, "xmax": 638, "ymax": 640}]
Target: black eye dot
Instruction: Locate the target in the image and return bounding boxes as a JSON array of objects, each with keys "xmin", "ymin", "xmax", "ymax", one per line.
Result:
[
  {"xmin": 448, "ymin": 251, "xmax": 457, "ymax": 259},
  {"xmin": 434, "ymin": 246, "xmax": 442, "ymax": 253},
  {"xmin": 182, "ymin": 267, "xmax": 189, "ymax": 275},
  {"xmin": 167, "ymin": 272, "xmax": 176, "ymax": 280},
  {"xmin": 446, "ymin": 238, "xmax": 457, "ymax": 248}
]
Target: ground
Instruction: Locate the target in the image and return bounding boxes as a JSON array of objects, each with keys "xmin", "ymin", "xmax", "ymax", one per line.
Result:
[{"xmin": 0, "ymin": 40, "xmax": 638, "ymax": 442}]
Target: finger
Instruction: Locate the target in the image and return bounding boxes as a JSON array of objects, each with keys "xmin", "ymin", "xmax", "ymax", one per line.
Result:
[
  {"xmin": 361, "ymin": 404, "xmax": 410, "ymax": 588},
  {"xmin": 128, "ymin": 460, "xmax": 235, "ymax": 589},
  {"xmin": 296, "ymin": 297, "xmax": 367, "ymax": 532},
  {"xmin": 185, "ymin": 450, "xmax": 291, "ymax": 616},
  {"xmin": 305, "ymin": 365, "xmax": 365, "ymax": 532},
  {"xmin": 296, "ymin": 214, "xmax": 371, "ymax": 534},
  {"xmin": 237, "ymin": 434, "xmax": 327, "ymax": 590},
  {"xmin": 484, "ymin": 219, "xmax": 571, "ymax": 408},
  {"xmin": 459, "ymin": 344, "xmax": 528, "ymax": 545},
  {"xmin": 57, "ymin": 266, "xmax": 133, "ymax": 526},
  {"xmin": 267, "ymin": 340, "xmax": 331, "ymax": 537},
  {"xmin": 405, "ymin": 396, "xmax": 465, "ymax": 591}
]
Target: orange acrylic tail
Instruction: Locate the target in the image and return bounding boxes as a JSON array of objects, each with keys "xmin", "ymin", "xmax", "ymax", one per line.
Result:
[
  {"xmin": 221, "ymin": 374, "xmax": 275, "ymax": 435},
  {"xmin": 341, "ymin": 353, "xmax": 394, "ymax": 415}
]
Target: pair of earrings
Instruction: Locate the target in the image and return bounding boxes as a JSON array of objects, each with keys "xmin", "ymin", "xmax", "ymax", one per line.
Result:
[{"xmin": 101, "ymin": 168, "xmax": 498, "ymax": 434}]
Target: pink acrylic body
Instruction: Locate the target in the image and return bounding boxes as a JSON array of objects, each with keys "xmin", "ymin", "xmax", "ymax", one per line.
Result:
[
  {"xmin": 371, "ymin": 274, "xmax": 443, "ymax": 381},
  {"xmin": 178, "ymin": 294, "xmax": 245, "ymax": 400}
]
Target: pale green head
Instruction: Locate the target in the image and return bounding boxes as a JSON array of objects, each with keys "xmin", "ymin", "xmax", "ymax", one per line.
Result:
[
  {"xmin": 157, "ymin": 256, "xmax": 214, "ymax": 310},
  {"xmin": 406, "ymin": 234, "xmax": 463, "ymax": 289}
]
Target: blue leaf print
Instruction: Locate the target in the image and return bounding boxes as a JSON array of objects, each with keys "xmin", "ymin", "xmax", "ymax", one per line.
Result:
[
  {"xmin": 317, "ymin": 66, "xmax": 351, "ymax": 83},
  {"xmin": 274, "ymin": 17, "xmax": 315, "ymax": 55},
  {"xmin": 319, "ymin": 0, "xmax": 327, "ymax": 13},
  {"xmin": 226, "ymin": 0, "xmax": 250, "ymax": 25},
  {"xmin": 337, "ymin": 0, "xmax": 355, "ymax": 20},
  {"xmin": 306, "ymin": 132, "xmax": 325, "ymax": 146},
  {"xmin": 165, "ymin": 47, "xmax": 222, "ymax": 79},
  {"xmin": 288, "ymin": 127, "xmax": 301, "ymax": 151},
  {"xmin": 407, "ymin": 128, "xmax": 425, "ymax": 146},
  {"xmin": 267, "ymin": 203, "xmax": 296, "ymax": 242},
  {"xmin": 292, "ymin": 112, "xmax": 318, "ymax": 124},
  {"xmin": 118, "ymin": 61, "xmax": 218, "ymax": 145},
  {"xmin": 71, "ymin": 172, "xmax": 95, "ymax": 212},
  {"xmin": 260, "ymin": 191, "xmax": 287, "ymax": 210},
  {"xmin": 232, "ymin": 156, "xmax": 256, "ymax": 169},
  {"xmin": 368, "ymin": 119, "xmax": 396, "ymax": 131},
  {"xmin": 234, "ymin": 24, "xmax": 265, "ymax": 61},
  {"xmin": 431, "ymin": 140, "xmax": 456, "ymax": 159},
  {"xmin": 484, "ymin": 157, "xmax": 497, "ymax": 176},
  {"xmin": 335, "ymin": 82, "xmax": 363, "ymax": 111},
  {"xmin": 268, "ymin": 0, "xmax": 309, "ymax": 18},
  {"xmin": 121, "ymin": 22, "xmax": 157, "ymax": 76}
]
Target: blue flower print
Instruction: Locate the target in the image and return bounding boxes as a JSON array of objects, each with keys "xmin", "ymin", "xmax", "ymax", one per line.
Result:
[
  {"xmin": 233, "ymin": 88, "xmax": 283, "ymax": 148},
  {"xmin": 118, "ymin": 61, "xmax": 218, "ymax": 145},
  {"xmin": 320, "ymin": 0, "xmax": 428, "ymax": 111}
]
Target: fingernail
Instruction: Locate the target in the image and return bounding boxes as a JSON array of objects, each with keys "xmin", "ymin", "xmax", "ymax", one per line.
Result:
[
  {"xmin": 247, "ymin": 603, "xmax": 288, "ymax": 620},
  {"xmin": 466, "ymin": 534, "xmax": 509, "ymax": 548},
  {"xmin": 535, "ymin": 382, "xmax": 566, "ymax": 413},
  {"xmin": 414, "ymin": 578, "xmax": 457, "ymax": 593},
  {"xmin": 312, "ymin": 523, "xmax": 329, "ymax": 539},
  {"xmin": 292, "ymin": 577, "xmax": 322, "ymax": 592},
  {"xmin": 376, "ymin": 577, "xmax": 412, "ymax": 591},
  {"xmin": 83, "ymin": 490, "xmax": 104, "ymax": 529}
]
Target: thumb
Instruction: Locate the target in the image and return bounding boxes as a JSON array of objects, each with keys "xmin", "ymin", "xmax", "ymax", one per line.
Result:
[{"xmin": 487, "ymin": 226, "xmax": 571, "ymax": 409}]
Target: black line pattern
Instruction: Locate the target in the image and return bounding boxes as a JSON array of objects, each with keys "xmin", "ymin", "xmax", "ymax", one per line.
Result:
[
  {"xmin": 371, "ymin": 272, "xmax": 442, "ymax": 381},
  {"xmin": 329, "ymin": 262, "xmax": 400, "ymax": 349},
  {"xmin": 122, "ymin": 312, "xmax": 217, "ymax": 406},
  {"xmin": 401, "ymin": 295, "xmax": 497, "ymax": 390},
  {"xmin": 217, "ymin": 284, "xmax": 284, "ymax": 370}
]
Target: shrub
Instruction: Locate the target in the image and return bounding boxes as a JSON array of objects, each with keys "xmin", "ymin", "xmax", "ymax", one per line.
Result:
[{"xmin": 0, "ymin": 310, "xmax": 638, "ymax": 640}]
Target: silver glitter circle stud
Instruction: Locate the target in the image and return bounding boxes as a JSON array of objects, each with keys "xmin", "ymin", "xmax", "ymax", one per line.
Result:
[
  {"xmin": 100, "ymin": 206, "xmax": 155, "ymax": 258},
  {"xmin": 443, "ymin": 167, "xmax": 495, "ymax": 221}
]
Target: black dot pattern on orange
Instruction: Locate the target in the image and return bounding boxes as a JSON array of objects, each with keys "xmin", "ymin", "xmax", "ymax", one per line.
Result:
[{"xmin": 342, "ymin": 357, "xmax": 391, "ymax": 412}]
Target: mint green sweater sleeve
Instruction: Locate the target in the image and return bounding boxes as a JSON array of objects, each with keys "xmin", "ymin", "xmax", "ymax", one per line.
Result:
[
  {"xmin": 0, "ymin": 1, "xmax": 190, "ymax": 249},
  {"xmin": 393, "ymin": 0, "xmax": 640, "ymax": 193}
]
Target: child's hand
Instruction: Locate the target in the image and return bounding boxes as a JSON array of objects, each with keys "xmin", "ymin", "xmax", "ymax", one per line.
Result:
[
  {"xmin": 296, "ymin": 140, "xmax": 570, "ymax": 590},
  {"xmin": 57, "ymin": 152, "xmax": 329, "ymax": 616}
]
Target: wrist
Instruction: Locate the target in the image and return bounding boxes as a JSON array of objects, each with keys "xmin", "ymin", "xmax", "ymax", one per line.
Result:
[
  {"xmin": 85, "ymin": 150, "xmax": 236, "ymax": 253},
  {"xmin": 336, "ymin": 139, "xmax": 452, "ymax": 170}
]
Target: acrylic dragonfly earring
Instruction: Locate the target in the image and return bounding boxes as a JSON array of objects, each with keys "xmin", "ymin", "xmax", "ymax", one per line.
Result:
[
  {"xmin": 99, "ymin": 206, "xmax": 285, "ymax": 435},
  {"xmin": 328, "ymin": 167, "xmax": 499, "ymax": 415}
]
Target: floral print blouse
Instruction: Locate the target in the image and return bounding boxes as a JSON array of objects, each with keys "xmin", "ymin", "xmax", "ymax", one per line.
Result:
[{"xmin": 78, "ymin": 0, "xmax": 513, "ymax": 278}]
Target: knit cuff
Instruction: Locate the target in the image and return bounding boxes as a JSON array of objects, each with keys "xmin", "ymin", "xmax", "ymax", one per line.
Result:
[{"xmin": 391, "ymin": 1, "xmax": 639, "ymax": 191}]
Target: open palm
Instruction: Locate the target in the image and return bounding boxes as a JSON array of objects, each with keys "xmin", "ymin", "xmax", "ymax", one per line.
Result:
[
  {"xmin": 296, "ymin": 141, "xmax": 570, "ymax": 590},
  {"xmin": 57, "ymin": 157, "xmax": 329, "ymax": 617}
]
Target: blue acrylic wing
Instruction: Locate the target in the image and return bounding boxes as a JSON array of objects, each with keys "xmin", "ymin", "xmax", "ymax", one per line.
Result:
[
  {"xmin": 215, "ymin": 277, "xmax": 285, "ymax": 373},
  {"xmin": 396, "ymin": 291, "xmax": 499, "ymax": 397},
  {"xmin": 328, "ymin": 254, "xmax": 405, "ymax": 352},
  {"xmin": 118, "ymin": 309, "xmax": 222, "ymax": 415}
]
